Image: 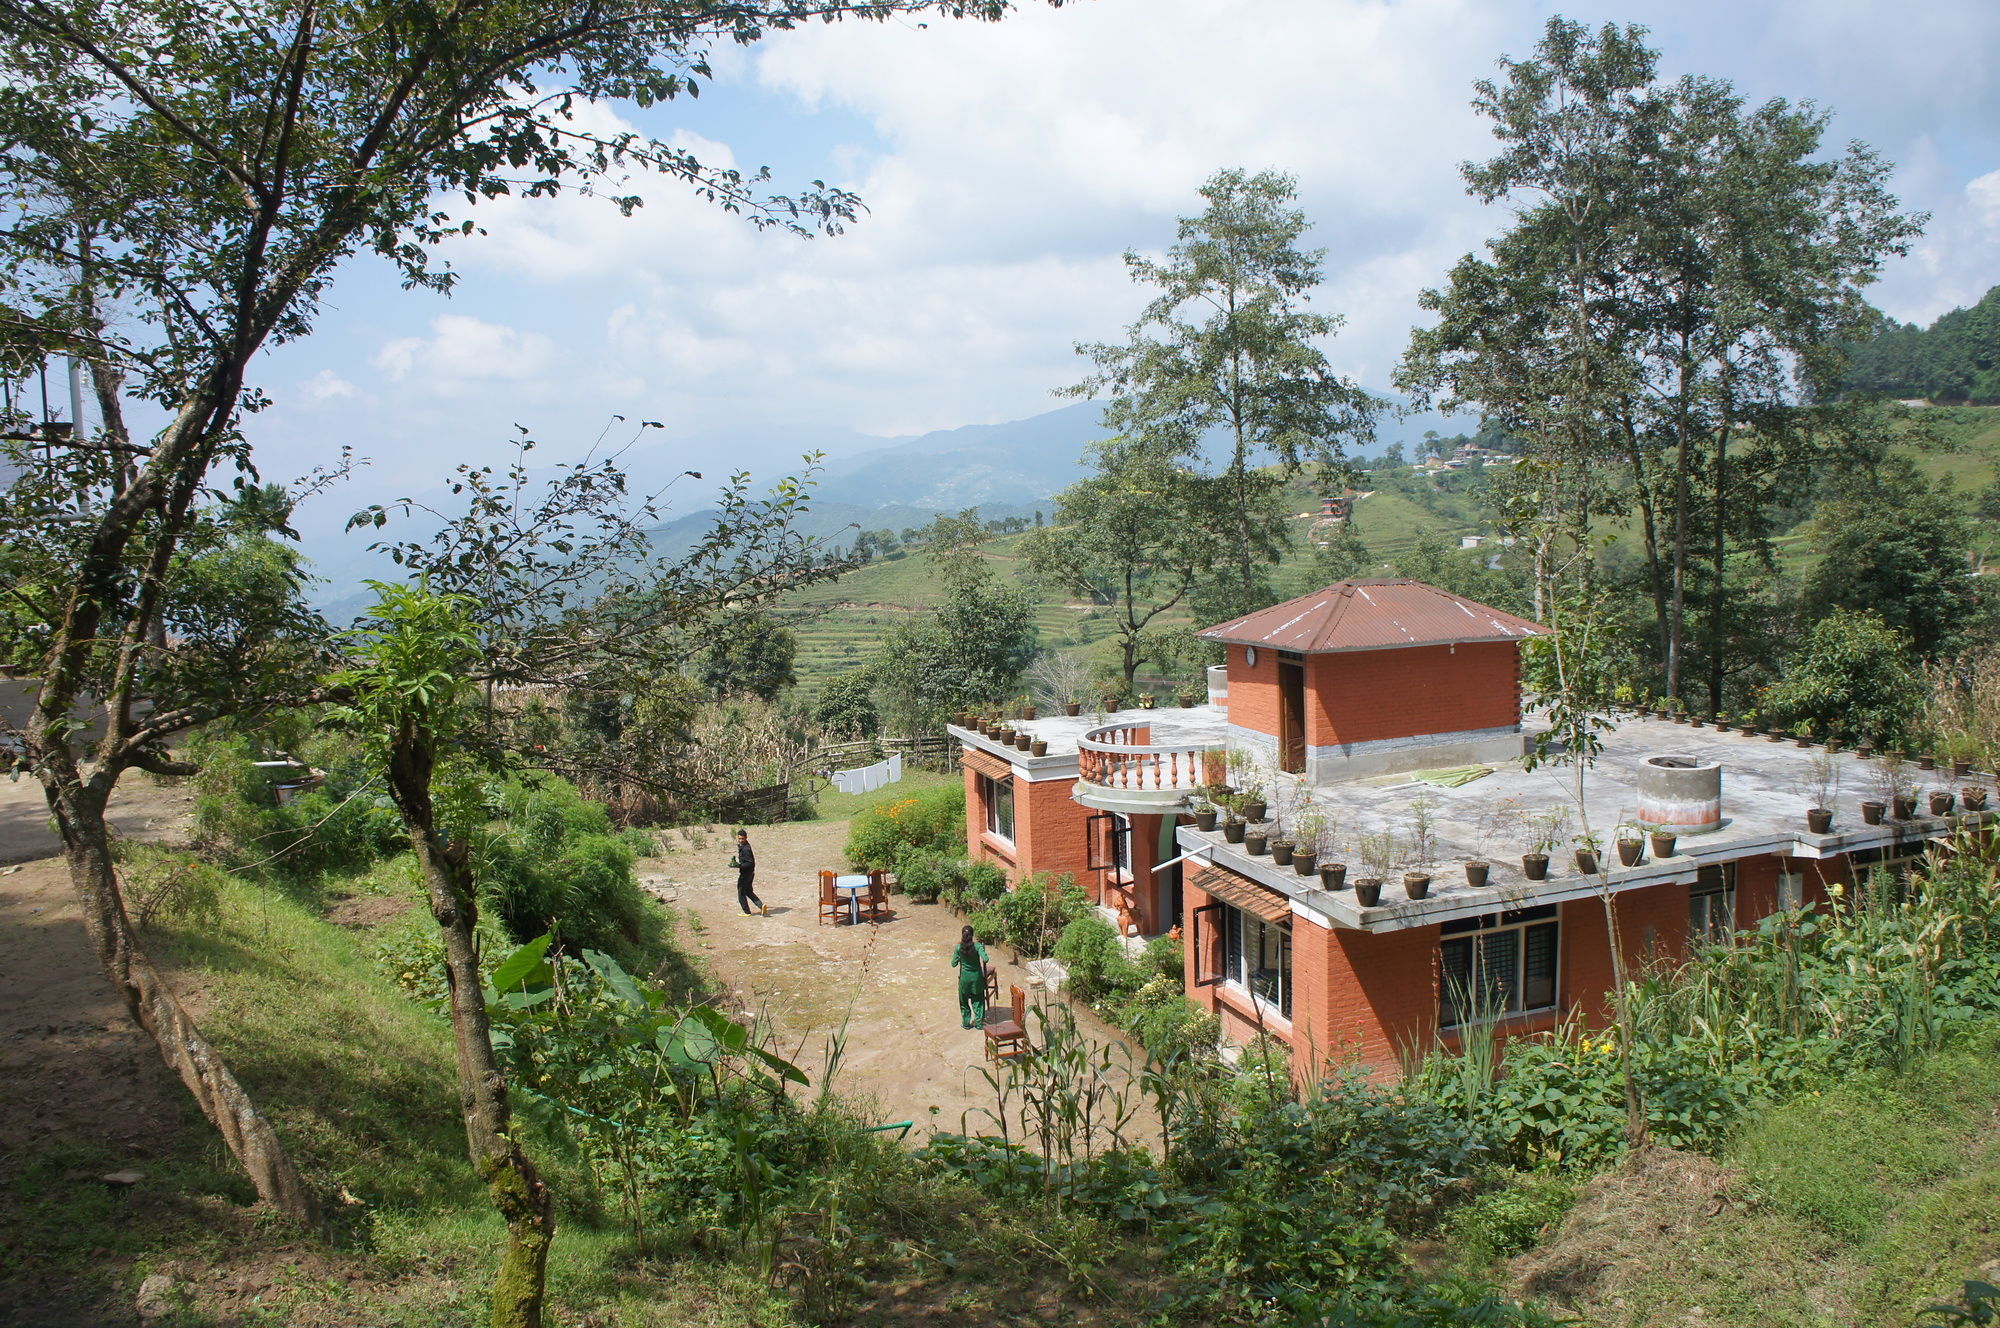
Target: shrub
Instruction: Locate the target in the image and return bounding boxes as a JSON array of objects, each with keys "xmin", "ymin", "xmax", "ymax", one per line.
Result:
[
  {"xmin": 1142, "ymin": 933, "xmax": 1185, "ymax": 982},
  {"xmin": 961, "ymin": 859, "xmax": 1008, "ymax": 906},
  {"xmin": 986, "ymin": 871, "xmax": 1089, "ymax": 959},
  {"xmin": 1118, "ymin": 976, "xmax": 1219, "ymax": 1061},
  {"xmin": 1055, "ymin": 915, "xmax": 1148, "ymax": 1004},
  {"xmin": 1440, "ymin": 1170, "xmax": 1578, "ymax": 1265},
  {"xmin": 894, "ymin": 847, "xmax": 951, "ymax": 904},
  {"xmin": 844, "ymin": 784, "xmax": 965, "ymax": 871}
]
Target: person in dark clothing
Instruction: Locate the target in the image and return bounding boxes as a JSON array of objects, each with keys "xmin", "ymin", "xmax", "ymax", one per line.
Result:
[
  {"xmin": 951, "ymin": 924, "xmax": 990, "ymax": 1029},
  {"xmin": 730, "ymin": 829, "xmax": 765, "ymax": 915}
]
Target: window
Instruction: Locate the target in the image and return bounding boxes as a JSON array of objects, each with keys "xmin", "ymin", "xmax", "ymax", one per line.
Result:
[
  {"xmin": 979, "ymin": 773, "xmax": 1014, "ymax": 844},
  {"xmin": 1110, "ymin": 813, "xmax": 1132, "ymax": 880},
  {"xmin": 1440, "ymin": 905, "xmax": 1558, "ymax": 1027},
  {"xmin": 1848, "ymin": 845, "xmax": 1925, "ymax": 899},
  {"xmin": 1086, "ymin": 812, "xmax": 1133, "ymax": 882},
  {"xmin": 1222, "ymin": 904, "xmax": 1292, "ymax": 1020},
  {"xmin": 1688, "ymin": 863, "xmax": 1736, "ymax": 946}
]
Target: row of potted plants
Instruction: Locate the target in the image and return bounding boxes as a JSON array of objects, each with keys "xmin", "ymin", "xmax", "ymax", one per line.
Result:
[{"xmin": 1629, "ymin": 698, "xmax": 2000, "ymax": 778}]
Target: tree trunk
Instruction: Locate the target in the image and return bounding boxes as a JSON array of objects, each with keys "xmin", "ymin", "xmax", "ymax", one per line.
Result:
[
  {"xmin": 386, "ymin": 736, "xmax": 554, "ymax": 1328},
  {"xmin": 41, "ymin": 764, "xmax": 318, "ymax": 1223}
]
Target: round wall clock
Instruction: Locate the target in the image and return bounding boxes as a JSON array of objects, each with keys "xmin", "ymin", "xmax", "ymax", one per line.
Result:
[{"xmin": 1244, "ymin": 646, "xmax": 1259, "ymax": 668}]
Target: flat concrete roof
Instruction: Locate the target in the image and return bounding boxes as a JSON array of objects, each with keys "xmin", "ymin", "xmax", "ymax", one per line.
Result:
[{"xmin": 1174, "ymin": 713, "xmax": 1964, "ymax": 931}]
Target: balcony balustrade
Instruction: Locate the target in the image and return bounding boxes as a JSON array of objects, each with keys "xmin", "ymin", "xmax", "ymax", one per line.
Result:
[{"xmin": 1076, "ymin": 724, "xmax": 1217, "ymax": 809}]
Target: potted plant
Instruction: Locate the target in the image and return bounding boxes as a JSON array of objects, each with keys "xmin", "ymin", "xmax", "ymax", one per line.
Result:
[
  {"xmin": 1572, "ymin": 832, "xmax": 1602, "ymax": 876},
  {"xmin": 1138, "ymin": 692, "xmax": 1158, "ymax": 710},
  {"xmin": 1465, "ymin": 803, "xmax": 1508, "ymax": 888},
  {"xmin": 1879, "ymin": 755, "xmax": 1918, "ymax": 820},
  {"xmin": 1238, "ymin": 783, "xmax": 1267, "ymax": 824},
  {"xmin": 1615, "ymin": 820, "xmax": 1644, "ymax": 868},
  {"xmin": 1178, "ymin": 691, "xmax": 1198, "ymax": 708},
  {"xmin": 1354, "ymin": 830, "xmax": 1397, "ymax": 907},
  {"xmin": 1714, "ymin": 715, "xmax": 1733, "ymax": 734},
  {"xmin": 1798, "ymin": 751, "xmax": 1840, "ymax": 835},
  {"xmin": 1063, "ymin": 695, "xmax": 1082, "ymax": 718},
  {"xmin": 1015, "ymin": 732, "xmax": 1032, "ymax": 752},
  {"xmin": 1019, "ymin": 697, "xmax": 1037, "ymax": 722},
  {"xmin": 1269, "ymin": 831, "xmax": 1295, "ymax": 867},
  {"xmin": 1965, "ymin": 783, "xmax": 1990, "ymax": 813},
  {"xmin": 1792, "ymin": 719, "xmax": 1815, "ymax": 749},
  {"xmin": 1944, "ymin": 733, "xmax": 1979, "ymax": 780},
  {"xmin": 1192, "ymin": 798, "xmax": 1219, "ymax": 833},
  {"xmin": 1860, "ymin": 798, "xmax": 1885, "ymax": 825},
  {"xmin": 1521, "ymin": 805, "xmax": 1567, "ymax": 881},
  {"xmin": 1244, "ymin": 823, "xmax": 1271, "ymax": 856},
  {"xmin": 1222, "ymin": 812, "xmax": 1247, "ymax": 844},
  {"xmin": 1647, "ymin": 825, "xmax": 1678, "ymax": 859},
  {"xmin": 1291, "ymin": 808, "xmax": 1326, "ymax": 876},
  {"xmin": 1930, "ymin": 788, "xmax": 1956, "ymax": 817},
  {"xmin": 1030, "ymin": 738, "xmax": 1048, "ymax": 757},
  {"xmin": 1916, "ymin": 750, "xmax": 1937, "ymax": 772},
  {"xmin": 1400, "ymin": 796, "xmax": 1437, "ymax": 899}
]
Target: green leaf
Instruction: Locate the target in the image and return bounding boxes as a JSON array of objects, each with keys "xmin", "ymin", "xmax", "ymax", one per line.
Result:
[
  {"xmin": 491, "ymin": 934, "xmax": 553, "ymax": 995},
  {"xmin": 581, "ymin": 948, "xmax": 649, "ymax": 1010}
]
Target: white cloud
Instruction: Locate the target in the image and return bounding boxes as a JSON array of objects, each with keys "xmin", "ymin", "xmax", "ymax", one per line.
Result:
[
  {"xmin": 372, "ymin": 315, "xmax": 555, "ymax": 393},
  {"xmin": 301, "ymin": 368, "xmax": 354, "ymax": 402}
]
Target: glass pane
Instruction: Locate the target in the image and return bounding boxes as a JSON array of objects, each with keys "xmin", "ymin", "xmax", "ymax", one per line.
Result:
[
  {"xmin": 1476, "ymin": 929, "xmax": 1521, "ymax": 1015},
  {"xmin": 1440, "ymin": 937, "xmax": 1473, "ymax": 1027},
  {"xmin": 1522, "ymin": 923, "xmax": 1558, "ymax": 1009},
  {"xmin": 1224, "ymin": 906, "xmax": 1243, "ymax": 984}
]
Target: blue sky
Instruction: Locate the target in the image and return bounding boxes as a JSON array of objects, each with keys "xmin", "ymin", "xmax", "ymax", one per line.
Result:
[{"xmin": 241, "ymin": 0, "xmax": 2000, "ymax": 536}]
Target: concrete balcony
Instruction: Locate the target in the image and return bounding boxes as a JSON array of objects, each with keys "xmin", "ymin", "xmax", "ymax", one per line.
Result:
[{"xmin": 1075, "ymin": 716, "xmax": 1227, "ymax": 814}]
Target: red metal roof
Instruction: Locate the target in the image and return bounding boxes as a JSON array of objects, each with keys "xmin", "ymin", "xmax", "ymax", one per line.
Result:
[{"xmin": 1196, "ymin": 579, "xmax": 1546, "ymax": 654}]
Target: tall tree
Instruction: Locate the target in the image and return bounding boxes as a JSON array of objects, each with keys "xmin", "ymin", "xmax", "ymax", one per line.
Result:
[
  {"xmin": 1401, "ymin": 17, "xmax": 1921, "ymax": 709},
  {"xmin": 1023, "ymin": 439, "xmax": 1218, "ymax": 688},
  {"xmin": 0, "ymin": 0, "xmax": 1049, "ymax": 1224},
  {"xmin": 1069, "ymin": 168, "xmax": 1377, "ymax": 623}
]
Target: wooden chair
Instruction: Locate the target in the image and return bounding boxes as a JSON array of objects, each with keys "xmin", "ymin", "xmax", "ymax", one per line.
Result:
[
  {"xmin": 864, "ymin": 870, "xmax": 891, "ymax": 923},
  {"xmin": 982, "ymin": 956, "xmax": 999, "ymax": 1006},
  {"xmin": 983, "ymin": 985, "xmax": 1030, "ymax": 1060},
  {"xmin": 816, "ymin": 870, "xmax": 843, "ymax": 926}
]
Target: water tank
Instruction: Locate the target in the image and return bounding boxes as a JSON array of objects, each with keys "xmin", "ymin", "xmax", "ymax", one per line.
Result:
[{"xmin": 1637, "ymin": 754, "xmax": 1722, "ymax": 835}]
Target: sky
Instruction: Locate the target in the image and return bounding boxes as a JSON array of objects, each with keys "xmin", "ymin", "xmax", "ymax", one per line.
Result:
[{"xmin": 241, "ymin": 0, "xmax": 2000, "ymax": 533}]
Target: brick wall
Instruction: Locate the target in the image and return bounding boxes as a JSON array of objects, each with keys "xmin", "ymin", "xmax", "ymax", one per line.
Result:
[
  {"xmin": 1224, "ymin": 643, "xmax": 1281, "ymax": 739},
  {"xmin": 1305, "ymin": 640, "xmax": 1520, "ymax": 746}
]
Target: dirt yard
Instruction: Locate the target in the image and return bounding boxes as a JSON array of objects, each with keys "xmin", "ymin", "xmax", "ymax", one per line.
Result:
[{"xmin": 644, "ymin": 819, "xmax": 1149, "ymax": 1137}]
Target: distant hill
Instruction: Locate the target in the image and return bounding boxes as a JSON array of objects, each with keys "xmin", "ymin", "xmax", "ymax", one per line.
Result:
[
  {"xmin": 810, "ymin": 401, "xmax": 1106, "ymax": 508},
  {"xmin": 1846, "ymin": 285, "xmax": 2000, "ymax": 403}
]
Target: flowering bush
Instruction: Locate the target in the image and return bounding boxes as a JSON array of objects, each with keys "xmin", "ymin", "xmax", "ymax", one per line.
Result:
[{"xmin": 843, "ymin": 784, "xmax": 965, "ymax": 870}]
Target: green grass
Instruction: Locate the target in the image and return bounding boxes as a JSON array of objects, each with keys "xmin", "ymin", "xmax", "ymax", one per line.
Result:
[
  {"xmin": 1598, "ymin": 1026, "xmax": 2000, "ymax": 1328},
  {"xmin": 800, "ymin": 766, "xmax": 962, "ymax": 824}
]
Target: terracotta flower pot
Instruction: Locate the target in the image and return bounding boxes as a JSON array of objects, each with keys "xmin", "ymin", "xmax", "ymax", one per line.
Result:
[
  {"xmin": 1918, "ymin": 754, "xmax": 1937, "ymax": 771},
  {"xmin": 1856, "ymin": 744, "xmax": 1874, "ymax": 759},
  {"xmin": 1178, "ymin": 694, "xmax": 1197, "ymax": 708},
  {"xmin": 1806, "ymin": 807, "xmax": 1833, "ymax": 834},
  {"xmin": 1522, "ymin": 853, "xmax": 1550, "ymax": 881},
  {"xmin": 1194, "ymin": 810, "xmax": 1218, "ymax": 832},
  {"xmin": 1794, "ymin": 736, "xmax": 1813, "ymax": 748},
  {"xmin": 1617, "ymin": 838, "xmax": 1643, "ymax": 867},
  {"xmin": 1860, "ymin": 800, "xmax": 1885, "ymax": 825},
  {"xmin": 1464, "ymin": 861, "xmax": 1490, "ymax": 887},
  {"xmin": 1223, "ymin": 820, "xmax": 1246, "ymax": 844},
  {"xmin": 1768, "ymin": 732, "xmax": 1786, "ymax": 743},
  {"xmin": 1574, "ymin": 849, "xmax": 1600, "ymax": 875},
  {"xmin": 1270, "ymin": 842, "xmax": 1294, "ymax": 866},
  {"xmin": 1954, "ymin": 760, "xmax": 1973, "ymax": 779},
  {"xmin": 1965, "ymin": 788, "xmax": 1990, "ymax": 812},
  {"xmin": 1240, "ymin": 800, "xmax": 1267, "ymax": 822},
  {"xmin": 1930, "ymin": 791, "xmax": 1955, "ymax": 816},
  {"xmin": 1716, "ymin": 721, "xmax": 1733, "ymax": 733},
  {"xmin": 1064, "ymin": 702, "xmax": 1081, "ymax": 717},
  {"xmin": 1403, "ymin": 872, "xmax": 1432, "ymax": 900},
  {"xmin": 1245, "ymin": 832, "xmax": 1269, "ymax": 856},
  {"xmin": 1139, "ymin": 694, "xmax": 1157, "ymax": 709},
  {"xmin": 1029, "ymin": 739, "xmax": 1048, "ymax": 757},
  {"xmin": 1354, "ymin": 878, "xmax": 1383, "ymax": 907},
  {"xmin": 1649, "ymin": 832, "xmax": 1678, "ymax": 859},
  {"xmin": 1320, "ymin": 863, "xmax": 1348, "ymax": 890},
  {"xmin": 1020, "ymin": 706, "xmax": 1037, "ymax": 721},
  {"xmin": 1892, "ymin": 795, "xmax": 1917, "ymax": 820},
  {"xmin": 1014, "ymin": 733, "xmax": 1032, "ymax": 751},
  {"xmin": 1292, "ymin": 851, "xmax": 1318, "ymax": 876}
]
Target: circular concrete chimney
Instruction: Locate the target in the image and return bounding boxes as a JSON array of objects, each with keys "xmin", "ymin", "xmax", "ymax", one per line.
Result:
[{"xmin": 1637, "ymin": 754, "xmax": 1722, "ymax": 835}]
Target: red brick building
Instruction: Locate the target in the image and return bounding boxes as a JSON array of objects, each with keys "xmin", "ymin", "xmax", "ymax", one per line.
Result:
[{"xmin": 950, "ymin": 579, "xmax": 1950, "ymax": 1078}]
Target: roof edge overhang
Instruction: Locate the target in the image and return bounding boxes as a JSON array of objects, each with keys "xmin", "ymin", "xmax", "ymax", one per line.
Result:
[{"xmin": 1194, "ymin": 631, "xmax": 1545, "ymax": 653}]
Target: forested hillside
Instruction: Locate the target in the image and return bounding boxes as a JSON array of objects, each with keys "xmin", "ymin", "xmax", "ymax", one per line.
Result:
[{"xmin": 1845, "ymin": 284, "xmax": 2000, "ymax": 403}]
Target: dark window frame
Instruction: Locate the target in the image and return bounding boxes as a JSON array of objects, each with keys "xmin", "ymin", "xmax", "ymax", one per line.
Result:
[
  {"xmin": 1439, "ymin": 907, "xmax": 1560, "ymax": 1028},
  {"xmin": 979, "ymin": 772, "xmax": 1014, "ymax": 844}
]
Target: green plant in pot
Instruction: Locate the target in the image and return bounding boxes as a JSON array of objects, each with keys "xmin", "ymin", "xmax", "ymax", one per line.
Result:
[
  {"xmin": 1522, "ymin": 804, "xmax": 1568, "ymax": 881},
  {"xmin": 1401, "ymin": 796, "xmax": 1437, "ymax": 899},
  {"xmin": 1614, "ymin": 818, "xmax": 1644, "ymax": 867},
  {"xmin": 1353, "ymin": 830, "xmax": 1396, "ymax": 907},
  {"xmin": 1645, "ymin": 823, "xmax": 1678, "ymax": 858},
  {"xmin": 1268, "ymin": 829, "xmax": 1295, "ymax": 866},
  {"xmin": 1290, "ymin": 806, "xmax": 1326, "ymax": 875},
  {"xmin": 1878, "ymin": 753, "xmax": 1919, "ymax": 820},
  {"xmin": 1796, "ymin": 750, "xmax": 1840, "ymax": 835},
  {"xmin": 1237, "ymin": 780, "xmax": 1267, "ymax": 824},
  {"xmin": 1572, "ymin": 831, "xmax": 1602, "ymax": 876},
  {"xmin": 1792, "ymin": 718, "xmax": 1815, "ymax": 748},
  {"xmin": 1191, "ymin": 796, "xmax": 1219, "ymax": 833},
  {"xmin": 1244, "ymin": 821, "xmax": 1271, "ymax": 855},
  {"xmin": 1315, "ymin": 816, "xmax": 1347, "ymax": 889}
]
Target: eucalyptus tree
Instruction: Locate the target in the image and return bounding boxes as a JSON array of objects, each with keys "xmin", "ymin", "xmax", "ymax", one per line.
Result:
[
  {"xmin": 1070, "ymin": 168, "xmax": 1378, "ymax": 623},
  {"xmin": 1023, "ymin": 438, "xmax": 1219, "ymax": 688},
  {"xmin": 1403, "ymin": 17, "xmax": 1921, "ymax": 708},
  {"xmin": 0, "ymin": 0, "xmax": 1060, "ymax": 1231}
]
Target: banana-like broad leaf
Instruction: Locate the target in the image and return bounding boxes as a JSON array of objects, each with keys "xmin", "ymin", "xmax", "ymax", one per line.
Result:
[
  {"xmin": 581, "ymin": 948, "xmax": 649, "ymax": 1010},
  {"xmin": 687, "ymin": 1003, "xmax": 750, "ymax": 1052},
  {"xmin": 666, "ymin": 1009, "xmax": 724, "ymax": 1066},
  {"xmin": 747, "ymin": 1044, "xmax": 810, "ymax": 1086},
  {"xmin": 491, "ymin": 934, "xmax": 554, "ymax": 995}
]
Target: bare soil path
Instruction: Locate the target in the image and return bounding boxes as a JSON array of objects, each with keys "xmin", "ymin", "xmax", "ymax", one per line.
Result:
[{"xmin": 643, "ymin": 818, "xmax": 1149, "ymax": 1138}]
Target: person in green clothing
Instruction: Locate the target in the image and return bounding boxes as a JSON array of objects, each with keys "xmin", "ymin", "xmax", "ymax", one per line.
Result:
[{"xmin": 951, "ymin": 924, "xmax": 989, "ymax": 1029}]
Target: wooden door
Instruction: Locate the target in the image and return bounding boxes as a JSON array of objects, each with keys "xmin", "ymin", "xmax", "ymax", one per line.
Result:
[{"xmin": 1278, "ymin": 659, "xmax": 1306, "ymax": 774}]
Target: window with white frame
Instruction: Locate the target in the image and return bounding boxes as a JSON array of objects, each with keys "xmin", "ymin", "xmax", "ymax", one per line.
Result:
[
  {"xmin": 1688, "ymin": 863, "xmax": 1736, "ymax": 946},
  {"xmin": 979, "ymin": 773, "xmax": 1014, "ymax": 844},
  {"xmin": 1439, "ymin": 905, "xmax": 1559, "ymax": 1027},
  {"xmin": 1222, "ymin": 904, "xmax": 1292, "ymax": 1020}
]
